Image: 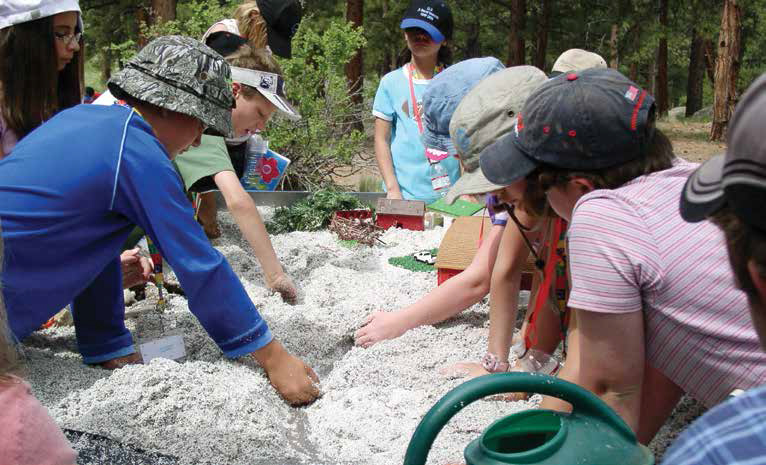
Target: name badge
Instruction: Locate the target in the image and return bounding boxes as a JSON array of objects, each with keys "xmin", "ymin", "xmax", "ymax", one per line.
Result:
[{"xmin": 139, "ymin": 334, "xmax": 186, "ymax": 364}]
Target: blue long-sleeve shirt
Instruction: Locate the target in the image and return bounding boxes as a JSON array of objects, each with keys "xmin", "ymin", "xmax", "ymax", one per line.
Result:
[{"xmin": 0, "ymin": 104, "xmax": 272, "ymax": 359}]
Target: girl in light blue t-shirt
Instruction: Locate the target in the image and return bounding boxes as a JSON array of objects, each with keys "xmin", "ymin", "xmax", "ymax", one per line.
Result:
[{"xmin": 372, "ymin": 0, "xmax": 459, "ymax": 204}]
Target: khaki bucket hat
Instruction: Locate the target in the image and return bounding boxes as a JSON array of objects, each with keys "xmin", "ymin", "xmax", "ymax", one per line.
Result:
[
  {"xmin": 444, "ymin": 65, "xmax": 547, "ymax": 204},
  {"xmin": 108, "ymin": 35, "xmax": 235, "ymax": 137},
  {"xmin": 551, "ymin": 49, "xmax": 607, "ymax": 76}
]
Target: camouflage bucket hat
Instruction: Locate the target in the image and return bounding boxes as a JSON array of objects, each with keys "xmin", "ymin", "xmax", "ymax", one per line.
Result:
[{"xmin": 108, "ymin": 35, "xmax": 235, "ymax": 137}]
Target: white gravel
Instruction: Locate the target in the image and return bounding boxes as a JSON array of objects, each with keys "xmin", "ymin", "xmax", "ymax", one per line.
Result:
[{"xmin": 20, "ymin": 208, "xmax": 697, "ymax": 464}]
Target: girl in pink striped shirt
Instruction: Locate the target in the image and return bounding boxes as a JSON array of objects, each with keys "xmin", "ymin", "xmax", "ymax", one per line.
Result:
[{"xmin": 478, "ymin": 67, "xmax": 766, "ymax": 443}]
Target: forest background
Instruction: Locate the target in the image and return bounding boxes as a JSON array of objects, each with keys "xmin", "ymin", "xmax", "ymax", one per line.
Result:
[{"xmin": 79, "ymin": 0, "xmax": 765, "ymax": 190}]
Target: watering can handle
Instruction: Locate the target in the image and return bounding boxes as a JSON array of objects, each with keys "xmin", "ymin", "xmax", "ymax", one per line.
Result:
[{"xmin": 403, "ymin": 373, "xmax": 637, "ymax": 465}]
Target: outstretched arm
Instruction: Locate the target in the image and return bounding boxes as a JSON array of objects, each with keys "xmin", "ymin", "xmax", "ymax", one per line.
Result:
[
  {"xmin": 214, "ymin": 170, "xmax": 297, "ymax": 304},
  {"xmin": 486, "ymin": 214, "xmax": 536, "ymax": 363},
  {"xmin": 355, "ymin": 224, "xmax": 505, "ymax": 347},
  {"xmin": 112, "ymin": 120, "xmax": 317, "ymax": 405},
  {"xmin": 374, "ymin": 118, "xmax": 402, "ymax": 199},
  {"xmin": 541, "ymin": 309, "xmax": 645, "ymax": 432}
]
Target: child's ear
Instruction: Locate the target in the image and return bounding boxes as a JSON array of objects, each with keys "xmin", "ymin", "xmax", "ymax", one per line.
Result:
[
  {"xmin": 232, "ymin": 82, "xmax": 241, "ymax": 99},
  {"xmin": 571, "ymin": 177, "xmax": 595, "ymax": 194},
  {"xmin": 748, "ymin": 260, "xmax": 766, "ymax": 305}
]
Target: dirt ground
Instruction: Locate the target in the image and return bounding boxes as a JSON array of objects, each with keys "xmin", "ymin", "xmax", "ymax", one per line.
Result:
[
  {"xmin": 338, "ymin": 121, "xmax": 725, "ymax": 190},
  {"xmin": 658, "ymin": 121, "xmax": 727, "ymax": 163}
]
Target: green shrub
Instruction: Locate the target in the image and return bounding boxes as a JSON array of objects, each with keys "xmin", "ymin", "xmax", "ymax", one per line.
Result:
[
  {"xmin": 266, "ymin": 190, "xmax": 365, "ymax": 234},
  {"xmin": 267, "ymin": 18, "xmax": 368, "ymax": 191}
]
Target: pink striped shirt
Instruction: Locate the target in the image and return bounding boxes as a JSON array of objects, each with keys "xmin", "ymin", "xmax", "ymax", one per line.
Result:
[{"xmin": 567, "ymin": 159, "xmax": 766, "ymax": 407}]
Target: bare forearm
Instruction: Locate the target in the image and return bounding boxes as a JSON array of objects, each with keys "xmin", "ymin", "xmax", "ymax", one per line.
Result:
[
  {"xmin": 374, "ymin": 119, "xmax": 401, "ymax": 194},
  {"xmin": 541, "ymin": 310, "xmax": 644, "ymax": 433},
  {"xmin": 228, "ymin": 193, "xmax": 284, "ymax": 281},
  {"xmin": 375, "ymin": 147, "xmax": 399, "ymax": 194},
  {"xmin": 398, "ymin": 228, "xmax": 503, "ymax": 328},
  {"xmin": 487, "ymin": 272, "xmax": 521, "ymax": 359},
  {"xmin": 486, "ymin": 223, "xmax": 533, "ymax": 360},
  {"xmin": 402, "ymin": 270, "xmax": 488, "ymax": 328},
  {"xmin": 544, "ymin": 358, "xmax": 641, "ymax": 431}
]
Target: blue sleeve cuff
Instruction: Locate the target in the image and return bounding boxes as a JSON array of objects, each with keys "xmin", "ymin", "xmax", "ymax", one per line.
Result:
[
  {"xmin": 222, "ymin": 326, "xmax": 274, "ymax": 359},
  {"xmin": 82, "ymin": 343, "xmax": 136, "ymax": 364}
]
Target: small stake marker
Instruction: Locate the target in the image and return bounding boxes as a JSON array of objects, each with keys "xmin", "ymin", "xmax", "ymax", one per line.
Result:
[{"xmin": 146, "ymin": 236, "xmax": 167, "ymax": 311}]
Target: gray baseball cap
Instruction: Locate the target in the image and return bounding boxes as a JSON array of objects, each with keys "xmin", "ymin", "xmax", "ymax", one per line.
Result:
[
  {"xmin": 421, "ymin": 57, "xmax": 505, "ymax": 155},
  {"xmin": 479, "ymin": 68, "xmax": 655, "ymax": 186},
  {"xmin": 551, "ymin": 49, "xmax": 607, "ymax": 76},
  {"xmin": 444, "ymin": 65, "xmax": 548, "ymax": 204},
  {"xmin": 109, "ymin": 36, "xmax": 235, "ymax": 138},
  {"xmin": 681, "ymin": 73, "xmax": 766, "ymax": 232}
]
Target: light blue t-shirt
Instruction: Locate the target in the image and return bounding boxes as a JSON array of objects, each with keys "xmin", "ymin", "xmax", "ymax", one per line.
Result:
[{"xmin": 373, "ymin": 65, "xmax": 460, "ymax": 204}]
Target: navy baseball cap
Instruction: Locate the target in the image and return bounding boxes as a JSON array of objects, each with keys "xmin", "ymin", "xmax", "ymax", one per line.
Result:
[
  {"xmin": 480, "ymin": 68, "xmax": 656, "ymax": 186},
  {"xmin": 205, "ymin": 31, "xmax": 249, "ymax": 57},
  {"xmin": 681, "ymin": 73, "xmax": 766, "ymax": 232},
  {"xmin": 256, "ymin": 0, "xmax": 303, "ymax": 58},
  {"xmin": 400, "ymin": 0, "xmax": 453, "ymax": 43}
]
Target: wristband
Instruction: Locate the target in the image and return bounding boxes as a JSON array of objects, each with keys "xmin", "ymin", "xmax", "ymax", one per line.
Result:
[
  {"xmin": 481, "ymin": 352, "xmax": 510, "ymax": 373},
  {"xmin": 486, "ymin": 195, "xmax": 509, "ymax": 226}
]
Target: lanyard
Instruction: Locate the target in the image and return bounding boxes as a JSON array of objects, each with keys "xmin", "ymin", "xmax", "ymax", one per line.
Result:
[
  {"xmin": 524, "ymin": 217, "xmax": 568, "ymax": 350},
  {"xmin": 409, "ymin": 63, "xmax": 451, "ymax": 163},
  {"xmin": 407, "ymin": 63, "xmax": 425, "ymax": 134}
]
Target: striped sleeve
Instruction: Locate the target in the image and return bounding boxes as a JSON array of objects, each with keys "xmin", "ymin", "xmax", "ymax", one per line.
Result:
[{"xmin": 567, "ymin": 194, "xmax": 662, "ymax": 314}]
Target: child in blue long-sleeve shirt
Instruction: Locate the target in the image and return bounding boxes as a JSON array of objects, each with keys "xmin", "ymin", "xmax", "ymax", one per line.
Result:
[{"xmin": 0, "ymin": 36, "xmax": 320, "ymax": 406}]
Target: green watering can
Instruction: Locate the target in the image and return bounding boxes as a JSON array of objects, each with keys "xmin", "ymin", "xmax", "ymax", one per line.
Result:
[{"xmin": 404, "ymin": 373, "xmax": 654, "ymax": 465}]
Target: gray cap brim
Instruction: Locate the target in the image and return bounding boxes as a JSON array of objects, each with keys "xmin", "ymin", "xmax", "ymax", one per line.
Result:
[
  {"xmin": 479, "ymin": 130, "xmax": 539, "ymax": 186},
  {"xmin": 444, "ymin": 169, "xmax": 505, "ymax": 204},
  {"xmin": 680, "ymin": 154, "xmax": 727, "ymax": 222},
  {"xmin": 109, "ymin": 69, "xmax": 233, "ymax": 138}
]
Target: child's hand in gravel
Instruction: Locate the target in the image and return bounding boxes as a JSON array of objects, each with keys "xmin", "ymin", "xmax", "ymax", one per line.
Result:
[
  {"xmin": 252, "ymin": 340, "xmax": 320, "ymax": 406},
  {"xmin": 267, "ymin": 273, "xmax": 298, "ymax": 304},
  {"xmin": 354, "ymin": 311, "xmax": 409, "ymax": 348}
]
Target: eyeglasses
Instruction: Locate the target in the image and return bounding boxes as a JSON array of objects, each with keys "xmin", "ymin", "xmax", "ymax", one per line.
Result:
[
  {"xmin": 503, "ymin": 203, "xmax": 546, "ymax": 271},
  {"xmin": 54, "ymin": 31, "xmax": 82, "ymax": 46}
]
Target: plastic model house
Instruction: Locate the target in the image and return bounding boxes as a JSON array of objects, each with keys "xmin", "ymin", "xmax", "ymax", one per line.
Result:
[
  {"xmin": 375, "ymin": 199, "xmax": 426, "ymax": 231},
  {"xmin": 435, "ymin": 216, "xmax": 535, "ymax": 289}
]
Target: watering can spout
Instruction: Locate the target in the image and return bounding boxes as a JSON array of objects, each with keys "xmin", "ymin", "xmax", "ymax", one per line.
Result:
[{"xmin": 403, "ymin": 373, "xmax": 654, "ymax": 465}]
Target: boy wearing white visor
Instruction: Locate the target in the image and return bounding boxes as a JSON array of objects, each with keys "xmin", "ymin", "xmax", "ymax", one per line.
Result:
[{"xmin": 173, "ymin": 32, "xmax": 300, "ymax": 304}]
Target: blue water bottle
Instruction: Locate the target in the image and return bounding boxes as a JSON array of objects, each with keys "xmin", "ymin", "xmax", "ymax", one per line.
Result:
[{"xmin": 240, "ymin": 134, "xmax": 268, "ymax": 188}]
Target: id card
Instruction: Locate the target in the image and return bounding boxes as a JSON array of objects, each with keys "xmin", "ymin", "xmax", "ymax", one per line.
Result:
[{"xmin": 139, "ymin": 333, "xmax": 186, "ymax": 364}]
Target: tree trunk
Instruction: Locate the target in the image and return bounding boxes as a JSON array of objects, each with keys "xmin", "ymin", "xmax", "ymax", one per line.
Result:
[
  {"xmin": 534, "ymin": 0, "xmax": 551, "ymax": 70},
  {"xmin": 464, "ymin": 19, "xmax": 482, "ymax": 58},
  {"xmin": 630, "ymin": 62, "xmax": 638, "ymax": 82},
  {"xmin": 136, "ymin": 5, "xmax": 149, "ymax": 48},
  {"xmin": 345, "ymin": 0, "xmax": 364, "ymax": 130},
  {"xmin": 703, "ymin": 38, "xmax": 716, "ymax": 84},
  {"xmin": 685, "ymin": 28, "xmax": 705, "ymax": 117},
  {"xmin": 610, "ymin": 23, "xmax": 619, "ymax": 68},
  {"xmin": 507, "ymin": 0, "xmax": 526, "ymax": 66},
  {"xmin": 647, "ymin": 55, "xmax": 656, "ymax": 97},
  {"xmin": 656, "ymin": 0, "xmax": 669, "ymax": 116},
  {"xmin": 150, "ymin": 0, "xmax": 176, "ymax": 24},
  {"xmin": 711, "ymin": 0, "xmax": 742, "ymax": 141},
  {"xmin": 380, "ymin": 0, "xmax": 393, "ymax": 76},
  {"xmin": 100, "ymin": 48, "xmax": 113, "ymax": 83}
]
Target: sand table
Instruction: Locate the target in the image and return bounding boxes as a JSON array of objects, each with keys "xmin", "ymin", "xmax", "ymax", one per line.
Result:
[{"xmin": 21, "ymin": 210, "xmax": 699, "ymax": 464}]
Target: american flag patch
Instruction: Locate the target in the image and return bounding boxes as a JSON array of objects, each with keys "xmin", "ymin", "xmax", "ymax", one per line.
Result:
[{"xmin": 624, "ymin": 86, "xmax": 639, "ymax": 102}]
